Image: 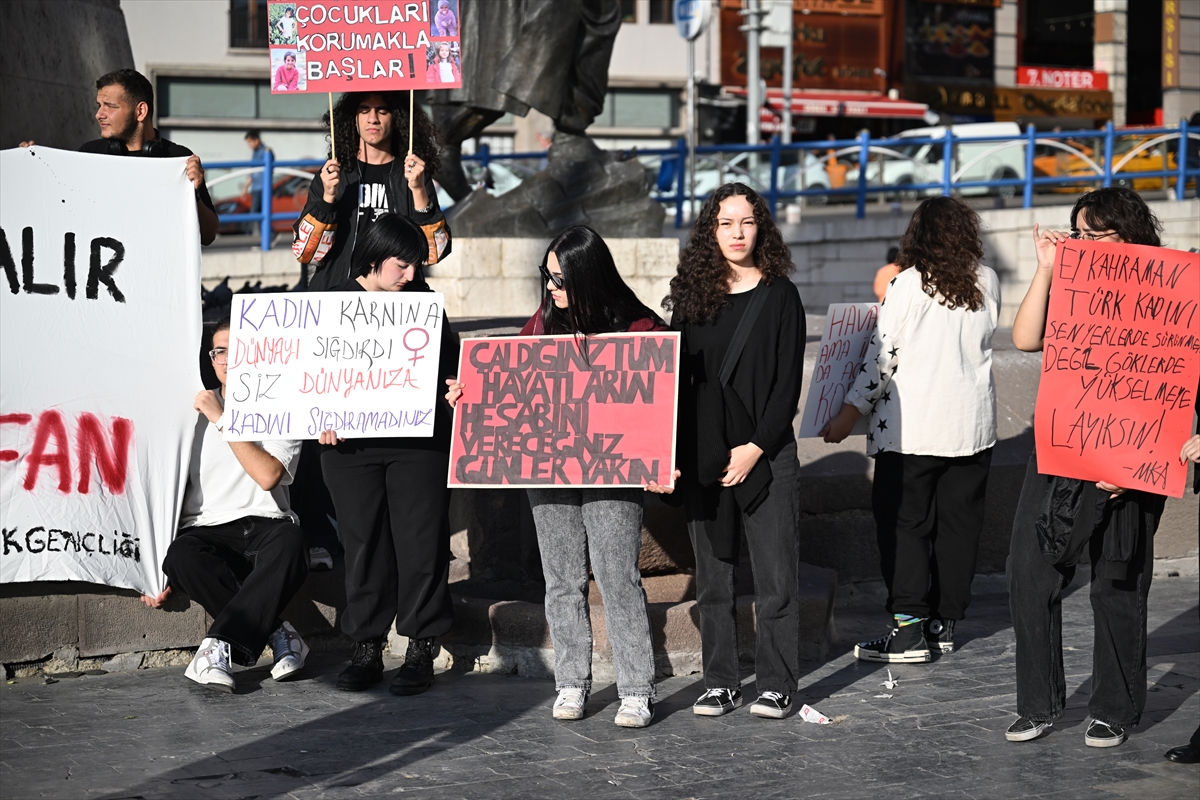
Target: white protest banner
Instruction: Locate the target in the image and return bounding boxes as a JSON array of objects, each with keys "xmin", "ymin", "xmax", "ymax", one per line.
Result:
[
  {"xmin": 1, "ymin": 147, "xmax": 202, "ymax": 596},
  {"xmin": 798, "ymin": 303, "xmax": 877, "ymax": 438},
  {"xmin": 224, "ymin": 291, "xmax": 445, "ymax": 440}
]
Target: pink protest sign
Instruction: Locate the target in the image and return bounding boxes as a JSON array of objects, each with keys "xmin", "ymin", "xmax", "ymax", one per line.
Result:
[
  {"xmin": 267, "ymin": 1, "xmax": 463, "ymax": 94},
  {"xmin": 1034, "ymin": 239, "xmax": 1199, "ymax": 497},
  {"xmin": 798, "ymin": 303, "xmax": 877, "ymax": 438}
]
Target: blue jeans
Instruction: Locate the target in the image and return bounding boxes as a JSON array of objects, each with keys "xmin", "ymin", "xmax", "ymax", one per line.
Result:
[{"xmin": 527, "ymin": 487, "xmax": 656, "ymax": 700}]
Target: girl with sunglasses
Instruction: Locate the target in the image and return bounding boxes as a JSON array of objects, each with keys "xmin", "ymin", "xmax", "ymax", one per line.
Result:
[
  {"xmin": 319, "ymin": 213, "xmax": 460, "ymax": 697},
  {"xmin": 447, "ymin": 225, "xmax": 669, "ymax": 727}
]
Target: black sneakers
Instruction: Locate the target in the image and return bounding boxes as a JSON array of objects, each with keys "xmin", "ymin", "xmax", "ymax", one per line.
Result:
[
  {"xmin": 854, "ymin": 622, "xmax": 932, "ymax": 663},
  {"xmin": 925, "ymin": 618, "xmax": 955, "ymax": 654},
  {"xmin": 390, "ymin": 637, "xmax": 438, "ymax": 696},
  {"xmin": 1085, "ymin": 720, "xmax": 1127, "ymax": 748},
  {"xmin": 336, "ymin": 639, "xmax": 384, "ymax": 692},
  {"xmin": 1005, "ymin": 717, "xmax": 1053, "ymax": 742},
  {"xmin": 692, "ymin": 688, "xmax": 743, "ymax": 716},
  {"xmin": 749, "ymin": 692, "xmax": 793, "ymax": 719}
]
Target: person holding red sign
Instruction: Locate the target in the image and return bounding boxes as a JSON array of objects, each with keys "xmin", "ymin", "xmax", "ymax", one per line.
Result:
[
  {"xmin": 821, "ymin": 197, "xmax": 1000, "ymax": 664},
  {"xmin": 1005, "ymin": 188, "xmax": 1168, "ymax": 749},
  {"xmin": 293, "ymin": 92, "xmax": 450, "ymax": 290},
  {"xmin": 665, "ymin": 183, "xmax": 806, "ymax": 720},
  {"xmin": 447, "ymin": 226, "xmax": 668, "ymax": 728},
  {"xmin": 317, "ymin": 214, "xmax": 460, "ymax": 697}
]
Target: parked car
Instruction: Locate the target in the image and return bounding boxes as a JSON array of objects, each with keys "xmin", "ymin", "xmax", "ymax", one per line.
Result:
[
  {"xmin": 1034, "ymin": 132, "xmax": 1194, "ymax": 193},
  {"xmin": 214, "ymin": 170, "xmax": 317, "ymax": 234},
  {"xmin": 846, "ymin": 121, "xmax": 1024, "ymax": 198},
  {"xmin": 659, "ymin": 149, "xmax": 836, "ymax": 205}
]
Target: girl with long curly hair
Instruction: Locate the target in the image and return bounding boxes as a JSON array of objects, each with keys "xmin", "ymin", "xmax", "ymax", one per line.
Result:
[
  {"xmin": 822, "ymin": 195, "xmax": 1000, "ymax": 665},
  {"xmin": 292, "ymin": 91, "xmax": 449, "ymax": 290},
  {"xmin": 665, "ymin": 182, "xmax": 807, "ymax": 720}
]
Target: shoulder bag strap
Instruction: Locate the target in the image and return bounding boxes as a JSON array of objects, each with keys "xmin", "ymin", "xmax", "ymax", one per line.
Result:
[{"xmin": 717, "ymin": 281, "xmax": 771, "ymax": 386}]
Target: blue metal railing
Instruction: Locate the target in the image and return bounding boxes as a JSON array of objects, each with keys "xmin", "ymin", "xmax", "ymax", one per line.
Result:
[{"xmin": 208, "ymin": 122, "xmax": 1200, "ymax": 246}]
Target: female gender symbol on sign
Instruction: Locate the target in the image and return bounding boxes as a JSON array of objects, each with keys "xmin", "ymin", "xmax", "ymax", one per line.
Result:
[{"xmin": 402, "ymin": 327, "xmax": 429, "ymax": 366}]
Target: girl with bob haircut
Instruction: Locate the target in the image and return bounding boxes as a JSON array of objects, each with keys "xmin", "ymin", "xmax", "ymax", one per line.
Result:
[
  {"xmin": 447, "ymin": 226, "xmax": 669, "ymax": 728},
  {"xmin": 1004, "ymin": 187, "xmax": 1168, "ymax": 750},
  {"xmin": 319, "ymin": 213, "xmax": 460, "ymax": 698},
  {"xmin": 823, "ymin": 196, "xmax": 1000, "ymax": 665},
  {"xmin": 665, "ymin": 182, "xmax": 806, "ymax": 720}
]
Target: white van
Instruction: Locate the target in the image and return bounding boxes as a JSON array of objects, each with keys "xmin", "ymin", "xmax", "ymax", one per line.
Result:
[{"xmin": 848, "ymin": 121, "xmax": 1025, "ymax": 198}]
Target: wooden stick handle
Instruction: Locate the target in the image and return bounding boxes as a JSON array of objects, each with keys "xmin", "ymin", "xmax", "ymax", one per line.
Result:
[
  {"xmin": 408, "ymin": 89, "xmax": 415, "ymax": 156},
  {"xmin": 328, "ymin": 92, "xmax": 336, "ymax": 160}
]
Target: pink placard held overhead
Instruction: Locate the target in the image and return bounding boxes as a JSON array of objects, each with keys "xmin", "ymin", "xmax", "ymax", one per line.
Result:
[
  {"xmin": 1034, "ymin": 240, "xmax": 1199, "ymax": 498},
  {"xmin": 267, "ymin": 1, "xmax": 463, "ymax": 94},
  {"xmin": 448, "ymin": 334, "xmax": 681, "ymax": 488}
]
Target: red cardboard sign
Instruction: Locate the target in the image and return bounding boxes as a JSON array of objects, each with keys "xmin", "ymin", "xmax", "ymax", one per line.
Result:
[
  {"xmin": 1034, "ymin": 240, "xmax": 1200, "ymax": 497},
  {"xmin": 448, "ymin": 334, "xmax": 681, "ymax": 488},
  {"xmin": 1018, "ymin": 66, "xmax": 1108, "ymax": 90},
  {"xmin": 267, "ymin": 1, "xmax": 462, "ymax": 94}
]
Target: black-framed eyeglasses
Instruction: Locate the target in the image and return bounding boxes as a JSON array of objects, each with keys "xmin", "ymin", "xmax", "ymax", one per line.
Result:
[
  {"xmin": 539, "ymin": 264, "xmax": 564, "ymax": 289},
  {"xmin": 209, "ymin": 347, "xmax": 228, "ymax": 364},
  {"xmin": 1070, "ymin": 229, "xmax": 1118, "ymax": 241}
]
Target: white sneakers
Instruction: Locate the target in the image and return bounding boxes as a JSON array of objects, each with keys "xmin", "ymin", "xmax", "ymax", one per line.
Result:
[
  {"xmin": 268, "ymin": 621, "xmax": 310, "ymax": 681},
  {"xmin": 185, "ymin": 623, "xmax": 309, "ymax": 691},
  {"xmin": 614, "ymin": 697, "xmax": 655, "ymax": 728},
  {"xmin": 185, "ymin": 637, "xmax": 235, "ymax": 692},
  {"xmin": 553, "ymin": 687, "xmax": 589, "ymax": 720}
]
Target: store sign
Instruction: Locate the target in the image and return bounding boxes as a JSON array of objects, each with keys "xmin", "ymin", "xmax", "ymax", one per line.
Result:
[
  {"xmin": 1164, "ymin": 0, "xmax": 1181, "ymax": 89},
  {"xmin": 720, "ymin": 7, "xmax": 887, "ymax": 91},
  {"xmin": 1018, "ymin": 67, "xmax": 1108, "ymax": 90},
  {"xmin": 911, "ymin": 83, "xmax": 1113, "ymax": 121}
]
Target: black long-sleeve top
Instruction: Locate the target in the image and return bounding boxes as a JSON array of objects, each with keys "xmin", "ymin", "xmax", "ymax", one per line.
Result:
[{"xmin": 677, "ymin": 278, "xmax": 807, "ymax": 464}]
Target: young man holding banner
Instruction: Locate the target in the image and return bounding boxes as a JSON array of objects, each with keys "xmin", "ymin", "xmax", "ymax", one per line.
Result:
[
  {"xmin": 1005, "ymin": 188, "xmax": 1186, "ymax": 749},
  {"xmin": 292, "ymin": 92, "xmax": 450, "ymax": 290},
  {"xmin": 142, "ymin": 318, "xmax": 310, "ymax": 692},
  {"xmin": 21, "ymin": 69, "xmax": 219, "ymax": 246}
]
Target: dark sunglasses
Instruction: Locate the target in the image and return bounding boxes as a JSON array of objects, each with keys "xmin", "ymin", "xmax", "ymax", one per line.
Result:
[{"xmin": 539, "ymin": 264, "xmax": 564, "ymax": 290}]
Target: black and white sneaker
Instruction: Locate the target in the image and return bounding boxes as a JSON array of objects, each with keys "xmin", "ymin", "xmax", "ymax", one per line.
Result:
[
  {"xmin": 854, "ymin": 623, "xmax": 931, "ymax": 663},
  {"xmin": 749, "ymin": 691, "xmax": 792, "ymax": 719},
  {"xmin": 1006, "ymin": 717, "xmax": 1053, "ymax": 742},
  {"xmin": 1085, "ymin": 720, "xmax": 1127, "ymax": 748},
  {"xmin": 925, "ymin": 618, "xmax": 955, "ymax": 654},
  {"xmin": 693, "ymin": 688, "xmax": 742, "ymax": 716}
]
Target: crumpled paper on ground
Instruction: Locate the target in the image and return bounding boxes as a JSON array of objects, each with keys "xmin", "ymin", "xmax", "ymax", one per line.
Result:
[{"xmin": 799, "ymin": 703, "xmax": 831, "ymax": 724}]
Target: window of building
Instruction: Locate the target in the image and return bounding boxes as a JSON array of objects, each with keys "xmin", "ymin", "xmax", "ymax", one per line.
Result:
[
  {"xmin": 620, "ymin": 0, "xmax": 637, "ymax": 23},
  {"xmin": 648, "ymin": 0, "xmax": 674, "ymax": 24},
  {"xmin": 160, "ymin": 77, "xmax": 330, "ymax": 120},
  {"xmin": 229, "ymin": 0, "xmax": 269, "ymax": 48},
  {"xmin": 1019, "ymin": 0, "xmax": 1093, "ymax": 69},
  {"xmin": 595, "ymin": 89, "xmax": 679, "ymax": 129}
]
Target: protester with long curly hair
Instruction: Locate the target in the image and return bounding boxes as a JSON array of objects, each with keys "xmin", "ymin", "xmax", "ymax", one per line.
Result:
[
  {"xmin": 292, "ymin": 91, "xmax": 449, "ymax": 290},
  {"xmin": 665, "ymin": 182, "xmax": 807, "ymax": 720},
  {"xmin": 823, "ymin": 196, "xmax": 1000, "ymax": 664},
  {"xmin": 1003, "ymin": 188, "xmax": 1168, "ymax": 750}
]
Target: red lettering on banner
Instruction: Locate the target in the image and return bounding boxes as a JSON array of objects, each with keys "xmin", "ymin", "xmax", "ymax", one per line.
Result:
[
  {"xmin": 1034, "ymin": 240, "xmax": 1200, "ymax": 497},
  {"xmin": 2, "ymin": 411, "xmax": 133, "ymax": 494},
  {"xmin": 448, "ymin": 333, "xmax": 680, "ymax": 488}
]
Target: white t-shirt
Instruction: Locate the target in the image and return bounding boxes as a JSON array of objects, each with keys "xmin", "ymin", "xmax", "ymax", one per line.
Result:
[
  {"xmin": 279, "ymin": 16, "xmax": 296, "ymax": 38},
  {"xmin": 845, "ymin": 265, "xmax": 1000, "ymax": 458},
  {"xmin": 179, "ymin": 410, "xmax": 302, "ymax": 529},
  {"xmin": 439, "ymin": 61, "xmax": 455, "ymax": 83}
]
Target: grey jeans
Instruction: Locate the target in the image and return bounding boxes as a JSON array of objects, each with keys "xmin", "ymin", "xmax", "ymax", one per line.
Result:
[{"xmin": 527, "ymin": 487, "xmax": 656, "ymax": 699}]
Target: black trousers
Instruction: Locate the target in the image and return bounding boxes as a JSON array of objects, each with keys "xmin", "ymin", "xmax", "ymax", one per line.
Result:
[
  {"xmin": 290, "ymin": 440, "xmax": 340, "ymax": 553},
  {"xmin": 687, "ymin": 440, "xmax": 801, "ymax": 695},
  {"xmin": 1007, "ymin": 456, "xmax": 1157, "ymax": 727},
  {"xmin": 872, "ymin": 448, "xmax": 992, "ymax": 620},
  {"xmin": 162, "ymin": 516, "xmax": 308, "ymax": 666},
  {"xmin": 321, "ymin": 446, "xmax": 454, "ymax": 642}
]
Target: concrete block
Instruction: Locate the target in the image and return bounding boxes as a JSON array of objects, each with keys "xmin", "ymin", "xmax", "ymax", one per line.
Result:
[
  {"xmin": 78, "ymin": 590, "xmax": 208, "ymax": 657},
  {"xmin": 636, "ymin": 239, "xmax": 681, "ymax": 278},
  {"xmin": 0, "ymin": 593, "xmax": 78, "ymax": 663},
  {"xmin": 1157, "ymin": 487, "xmax": 1199, "ymax": 562},
  {"xmin": 499, "ymin": 238, "xmax": 550, "ymax": 278},
  {"xmin": 606, "ymin": 238, "xmax": 638, "ymax": 278},
  {"xmin": 102, "ymin": 651, "xmax": 144, "ymax": 672}
]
